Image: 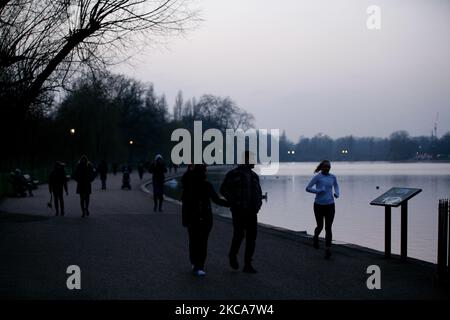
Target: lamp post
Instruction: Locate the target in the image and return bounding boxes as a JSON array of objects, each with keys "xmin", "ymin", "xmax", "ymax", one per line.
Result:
[
  {"xmin": 128, "ymin": 140, "xmax": 134, "ymax": 167},
  {"xmin": 70, "ymin": 128, "xmax": 76, "ymax": 174}
]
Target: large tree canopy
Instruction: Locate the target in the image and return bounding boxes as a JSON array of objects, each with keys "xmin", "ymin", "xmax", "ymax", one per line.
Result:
[
  {"xmin": 0, "ymin": 0, "xmax": 197, "ymax": 115},
  {"xmin": 0, "ymin": 0, "xmax": 198, "ymax": 166}
]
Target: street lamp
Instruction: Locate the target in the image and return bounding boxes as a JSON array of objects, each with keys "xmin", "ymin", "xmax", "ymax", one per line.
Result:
[
  {"xmin": 70, "ymin": 128, "xmax": 76, "ymax": 174},
  {"xmin": 128, "ymin": 140, "xmax": 134, "ymax": 166}
]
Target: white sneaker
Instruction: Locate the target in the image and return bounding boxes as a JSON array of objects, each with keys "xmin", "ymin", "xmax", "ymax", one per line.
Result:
[{"xmin": 193, "ymin": 270, "xmax": 206, "ymax": 276}]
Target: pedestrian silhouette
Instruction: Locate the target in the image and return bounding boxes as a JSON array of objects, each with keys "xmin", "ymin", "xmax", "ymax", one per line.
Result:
[
  {"xmin": 48, "ymin": 161, "xmax": 68, "ymax": 216},
  {"xmin": 97, "ymin": 160, "xmax": 108, "ymax": 190},
  {"xmin": 220, "ymin": 151, "xmax": 263, "ymax": 273},
  {"xmin": 182, "ymin": 164, "xmax": 229, "ymax": 276},
  {"xmin": 149, "ymin": 154, "xmax": 167, "ymax": 212},
  {"xmin": 112, "ymin": 163, "xmax": 118, "ymax": 175},
  {"xmin": 138, "ymin": 162, "xmax": 144, "ymax": 180},
  {"xmin": 72, "ymin": 155, "xmax": 96, "ymax": 218},
  {"xmin": 306, "ymin": 160, "xmax": 340, "ymax": 259},
  {"xmin": 121, "ymin": 168, "xmax": 131, "ymax": 190}
]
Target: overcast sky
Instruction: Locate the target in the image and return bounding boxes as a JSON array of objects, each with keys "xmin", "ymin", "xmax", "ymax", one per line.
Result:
[{"xmin": 114, "ymin": 0, "xmax": 450, "ymax": 141}]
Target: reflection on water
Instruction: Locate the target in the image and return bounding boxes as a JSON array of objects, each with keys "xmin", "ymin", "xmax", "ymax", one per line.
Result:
[{"xmin": 166, "ymin": 162, "xmax": 450, "ymax": 263}]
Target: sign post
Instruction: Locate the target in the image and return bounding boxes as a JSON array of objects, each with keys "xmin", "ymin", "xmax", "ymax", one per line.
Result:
[
  {"xmin": 385, "ymin": 206, "xmax": 391, "ymax": 258},
  {"xmin": 370, "ymin": 187, "xmax": 422, "ymax": 261}
]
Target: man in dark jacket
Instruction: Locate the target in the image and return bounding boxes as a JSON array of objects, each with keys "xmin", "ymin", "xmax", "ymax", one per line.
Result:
[
  {"xmin": 182, "ymin": 164, "xmax": 229, "ymax": 276},
  {"xmin": 220, "ymin": 151, "xmax": 263, "ymax": 273},
  {"xmin": 49, "ymin": 162, "xmax": 68, "ymax": 216}
]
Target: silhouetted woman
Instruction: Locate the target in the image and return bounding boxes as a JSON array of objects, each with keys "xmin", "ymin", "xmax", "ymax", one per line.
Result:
[
  {"xmin": 306, "ymin": 160, "xmax": 340, "ymax": 259},
  {"xmin": 181, "ymin": 164, "xmax": 229, "ymax": 276},
  {"xmin": 149, "ymin": 154, "xmax": 167, "ymax": 212},
  {"xmin": 73, "ymin": 155, "xmax": 96, "ymax": 217}
]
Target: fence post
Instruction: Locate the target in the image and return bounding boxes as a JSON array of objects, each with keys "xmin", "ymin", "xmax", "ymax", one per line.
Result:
[
  {"xmin": 437, "ymin": 199, "xmax": 449, "ymax": 283},
  {"xmin": 385, "ymin": 206, "xmax": 391, "ymax": 258},
  {"xmin": 446, "ymin": 199, "xmax": 449, "ymax": 280}
]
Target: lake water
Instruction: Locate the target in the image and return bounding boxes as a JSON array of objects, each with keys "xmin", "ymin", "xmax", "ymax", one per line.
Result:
[{"xmin": 165, "ymin": 162, "xmax": 450, "ymax": 263}]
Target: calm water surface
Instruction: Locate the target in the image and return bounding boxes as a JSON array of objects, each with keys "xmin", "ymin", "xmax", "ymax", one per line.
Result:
[{"xmin": 166, "ymin": 162, "xmax": 450, "ymax": 263}]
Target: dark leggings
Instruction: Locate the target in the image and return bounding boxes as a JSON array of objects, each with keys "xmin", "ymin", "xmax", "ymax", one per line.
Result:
[
  {"xmin": 153, "ymin": 182, "xmax": 164, "ymax": 210},
  {"xmin": 153, "ymin": 194, "xmax": 163, "ymax": 210},
  {"xmin": 53, "ymin": 189, "xmax": 64, "ymax": 215},
  {"xmin": 313, "ymin": 203, "xmax": 335, "ymax": 248},
  {"xmin": 80, "ymin": 194, "xmax": 90, "ymax": 213},
  {"xmin": 188, "ymin": 222, "xmax": 212, "ymax": 271}
]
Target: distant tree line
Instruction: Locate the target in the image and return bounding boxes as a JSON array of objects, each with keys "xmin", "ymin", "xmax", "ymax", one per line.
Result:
[
  {"xmin": 1, "ymin": 65, "xmax": 448, "ymax": 173},
  {"xmin": 0, "ymin": 70, "xmax": 255, "ymax": 172},
  {"xmin": 278, "ymin": 130, "xmax": 450, "ymax": 162}
]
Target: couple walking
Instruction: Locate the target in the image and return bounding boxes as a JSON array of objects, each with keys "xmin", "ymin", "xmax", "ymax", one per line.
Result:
[
  {"xmin": 49, "ymin": 155, "xmax": 97, "ymax": 218},
  {"xmin": 181, "ymin": 151, "xmax": 262, "ymax": 276},
  {"xmin": 181, "ymin": 157, "xmax": 340, "ymax": 276}
]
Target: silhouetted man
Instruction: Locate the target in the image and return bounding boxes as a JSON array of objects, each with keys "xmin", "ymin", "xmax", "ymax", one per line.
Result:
[
  {"xmin": 112, "ymin": 163, "xmax": 118, "ymax": 175},
  {"xmin": 220, "ymin": 151, "xmax": 263, "ymax": 273},
  {"xmin": 138, "ymin": 163, "xmax": 144, "ymax": 180},
  {"xmin": 97, "ymin": 160, "xmax": 108, "ymax": 190},
  {"xmin": 49, "ymin": 161, "xmax": 68, "ymax": 216}
]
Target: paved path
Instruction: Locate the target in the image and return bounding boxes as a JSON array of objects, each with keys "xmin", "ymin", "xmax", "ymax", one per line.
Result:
[{"xmin": 0, "ymin": 170, "xmax": 449, "ymax": 299}]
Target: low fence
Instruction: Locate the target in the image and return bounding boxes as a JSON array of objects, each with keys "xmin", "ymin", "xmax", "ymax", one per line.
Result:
[{"xmin": 437, "ymin": 198, "xmax": 450, "ymax": 282}]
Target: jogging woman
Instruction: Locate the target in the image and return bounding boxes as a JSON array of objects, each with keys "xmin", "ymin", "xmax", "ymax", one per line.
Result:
[{"xmin": 306, "ymin": 160, "xmax": 340, "ymax": 259}]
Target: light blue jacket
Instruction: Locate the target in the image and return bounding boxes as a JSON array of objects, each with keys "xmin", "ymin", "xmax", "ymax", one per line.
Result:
[{"xmin": 306, "ymin": 172, "xmax": 340, "ymax": 205}]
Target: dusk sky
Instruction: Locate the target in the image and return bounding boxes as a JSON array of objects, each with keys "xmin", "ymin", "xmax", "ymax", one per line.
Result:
[{"xmin": 115, "ymin": 0, "xmax": 450, "ymax": 141}]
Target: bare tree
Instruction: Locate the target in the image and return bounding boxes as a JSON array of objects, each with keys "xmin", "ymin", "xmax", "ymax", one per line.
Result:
[
  {"xmin": 173, "ymin": 89, "xmax": 183, "ymax": 121},
  {"xmin": 192, "ymin": 94, "xmax": 254, "ymax": 131},
  {"xmin": 0, "ymin": 0, "xmax": 199, "ymax": 116}
]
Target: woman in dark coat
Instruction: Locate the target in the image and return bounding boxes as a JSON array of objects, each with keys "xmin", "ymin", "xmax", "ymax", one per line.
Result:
[
  {"xmin": 148, "ymin": 154, "xmax": 167, "ymax": 212},
  {"xmin": 72, "ymin": 155, "xmax": 96, "ymax": 217},
  {"xmin": 182, "ymin": 164, "xmax": 229, "ymax": 276}
]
